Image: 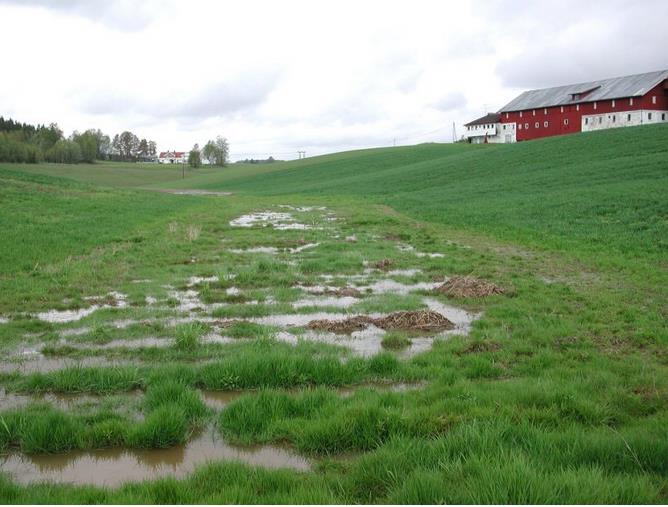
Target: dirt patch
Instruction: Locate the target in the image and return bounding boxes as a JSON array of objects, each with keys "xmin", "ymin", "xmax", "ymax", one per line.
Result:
[
  {"xmin": 307, "ymin": 310, "xmax": 454, "ymax": 334},
  {"xmin": 374, "ymin": 259, "xmax": 393, "ymax": 270},
  {"xmin": 307, "ymin": 316, "xmax": 373, "ymax": 334},
  {"xmin": 436, "ymin": 276, "xmax": 504, "ymax": 298},
  {"xmin": 373, "ymin": 310, "xmax": 454, "ymax": 332},
  {"xmin": 324, "ymin": 287, "xmax": 363, "ymax": 298}
]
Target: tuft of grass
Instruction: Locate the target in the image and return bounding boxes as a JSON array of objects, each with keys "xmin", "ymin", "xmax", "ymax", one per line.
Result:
[
  {"xmin": 173, "ymin": 322, "xmax": 208, "ymax": 351},
  {"xmin": 381, "ymin": 331, "xmax": 412, "ymax": 350}
]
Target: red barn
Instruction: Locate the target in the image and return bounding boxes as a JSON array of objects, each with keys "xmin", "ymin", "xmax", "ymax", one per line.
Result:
[{"xmin": 464, "ymin": 69, "xmax": 668, "ymax": 143}]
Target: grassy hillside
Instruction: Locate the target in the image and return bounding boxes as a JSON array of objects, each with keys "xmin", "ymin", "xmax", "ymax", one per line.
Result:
[
  {"xmin": 2, "ymin": 160, "xmax": 222, "ymax": 188},
  {"xmin": 159, "ymin": 124, "xmax": 668, "ymax": 266}
]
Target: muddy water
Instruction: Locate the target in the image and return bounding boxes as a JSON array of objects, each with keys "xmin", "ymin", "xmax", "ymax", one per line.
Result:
[
  {"xmin": 0, "ymin": 355, "xmax": 136, "ymax": 374},
  {"xmin": 36, "ymin": 293, "xmax": 129, "ymax": 324},
  {"xmin": 160, "ymin": 189, "xmax": 232, "ymax": 196},
  {"xmin": 0, "ymin": 388, "xmax": 142, "ymax": 411},
  {"xmin": 229, "ymin": 211, "xmax": 312, "ymax": 230},
  {"xmin": 1, "ymin": 427, "xmax": 310, "ymax": 486}
]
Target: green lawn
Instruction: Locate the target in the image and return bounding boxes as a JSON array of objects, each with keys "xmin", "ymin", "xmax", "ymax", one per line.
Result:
[{"xmin": 0, "ymin": 125, "xmax": 666, "ymax": 503}]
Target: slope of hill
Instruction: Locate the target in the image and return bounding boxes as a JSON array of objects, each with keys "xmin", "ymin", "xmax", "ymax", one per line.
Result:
[{"xmin": 163, "ymin": 124, "xmax": 668, "ymax": 266}]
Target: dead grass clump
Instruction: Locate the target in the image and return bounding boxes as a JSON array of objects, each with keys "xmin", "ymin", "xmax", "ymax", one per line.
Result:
[
  {"xmin": 307, "ymin": 316, "xmax": 373, "ymax": 334},
  {"xmin": 436, "ymin": 276, "xmax": 504, "ymax": 298},
  {"xmin": 373, "ymin": 310, "xmax": 454, "ymax": 332},
  {"xmin": 374, "ymin": 259, "xmax": 393, "ymax": 270},
  {"xmin": 307, "ymin": 310, "xmax": 454, "ymax": 334},
  {"xmin": 186, "ymin": 225, "xmax": 202, "ymax": 242},
  {"xmin": 324, "ymin": 287, "xmax": 363, "ymax": 298}
]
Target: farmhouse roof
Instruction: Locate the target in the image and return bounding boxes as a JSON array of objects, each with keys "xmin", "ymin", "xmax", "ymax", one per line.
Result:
[
  {"xmin": 159, "ymin": 151, "xmax": 185, "ymax": 158},
  {"xmin": 464, "ymin": 112, "xmax": 501, "ymax": 127},
  {"xmin": 498, "ymin": 69, "xmax": 668, "ymax": 112}
]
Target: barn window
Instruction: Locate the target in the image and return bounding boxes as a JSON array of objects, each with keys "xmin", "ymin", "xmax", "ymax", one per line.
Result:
[
  {"xmin": 598, "ymin": 117, "xmax": 602, "ymax": 124},
  {"xmin": 544, "ymin": 108, "xmax": 547, "ymax": 115},
  {"xmin": 519, "ymin": 111, "xmax": 523, "ymax": 118},
  {"xmin": 506, "ymin": 112, "xmax": 509, "ymax": 119},
  {"xmin": 518, "ymin": 124, "xmax": 522, "ymax": 130},
  {"xmin": 585, "ymin": 118, "xmax": 589, "ymax": 125},
  {"xmin": 627, "ymin": 114, "xmax": 631, "ymax": 121},
  {"xmin": 612, "ymin": 115, "xmax": 616, "ymax": 123},
  {"xmin": 544, "ymin": 121, "xmax": 549, "ymax": 127},
  {"xmin": 652, "ymin": 96, "xmax": 657, "ymax": 104},
  {"xmin": 629, "ymin": 98, "xmax": 633, "ymax": 106},
  {"xmin": 593, "ymin": 102, "xmax": 597, "ymax": 110},
  {"xmin": 534, "ymin": 122, "xmax": 539, "ymax": 128},
  {"xmin": 611, "ymin": 100, "xmax": 615, "ymax": 108},
  {"xmin": 503, "ymin": 125, "xmax": 506, "ymax": 130},
  {"xmin": 524, "ymin": 123, "xmax": 529, "ymax": 129},
  {"xmin": 662, "ymin": 113, "xmax": 666, "ymax": 121},
  {"xmin": 560, "ymin": 106, "xmax": 564, "ymax": 113},
  {"xmin": 564, "ymin": 119, "xmax": 569, "ymax": 126},
  {"xmin": 576, "ymin": 104, "xmax": 580, "ymax": 111},
  {"xmin": 648, "ymin": 112, "xmax": 653, "ymax": 120},
  {"xmin": 532, "ymin": 110, "xmax": 536, "ymax": 116}
]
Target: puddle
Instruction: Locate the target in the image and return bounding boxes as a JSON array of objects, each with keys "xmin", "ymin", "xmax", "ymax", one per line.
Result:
[
  {"xmin": 198, "ymin": 390, "xmax": 245, "ymax": 409},
  {"xmin": 168, "ymin": 289, "xmax": 224, "ymax": 313},
  {"xmin": 160, "ymin": 189, "xmax": 232, "ymax": 196},
  {"xmin": 0, "ymin": 427, "xmax": 309, "ymax": 486},
  {"xmin": 289, "ymin": 242, "xmax": 319, "ymax": 254},
  {"xmin": 277, "ymin": 205, "xmax": 327, "ymax": 212},
  {"xmin": 229, "ymin": 246, "xmax": 279, "ymax": 254},
  {"xmin": 229, "ymin": 211, "xmax": 311, "ymax": 230},
  {"xmin": 292, "ymin": 296, "xmax": 359, "ymax": 309},
  {"xmin": 0, "ymin": 316, "xmax": 9, "ymax": 324},
  {"xmin": 60, "ymin": 337, "xmax": 174, "ymax": 351},
  {"xmin": 36, "ymin": 292, "xmax": 128, "ymax": 323},
  {"xmin": 397, "ymin": 244, "xmax": 444, "ymax": 258},
  {"xmin": 358, "ymin": 279, "xmax": 441, "ymax": 295},
  {"xmin": 0, "ymin": 355, "xmax": 136, "ymax": 374},
  {"xmin": 0, "ymin": 388, "xmax": 141, "ymax": 411},
  {"xmin": 267, "ymin": 297, "xmax": 477, "ymax": 358},
  {"xmin": 145, "ymin": 296, "xmax": 158, "ymax": 305},
  {"xmin": 187, "ymin": 276, "xmax": 219, "ymax": 287}
]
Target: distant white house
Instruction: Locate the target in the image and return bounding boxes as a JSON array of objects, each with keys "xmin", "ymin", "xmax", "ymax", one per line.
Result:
[{"xmin": 158, "ymin": 151, "xmax": 187, "ymax": 164}]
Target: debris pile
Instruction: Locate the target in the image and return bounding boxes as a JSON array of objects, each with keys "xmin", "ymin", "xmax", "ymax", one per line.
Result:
[
  {"xmin": 306, "ymin": 310, "xmax": 454, "ymax": 334},
  {"xmin": 436, "ymin": 276, "xmax": 504, "ymax": 298}
]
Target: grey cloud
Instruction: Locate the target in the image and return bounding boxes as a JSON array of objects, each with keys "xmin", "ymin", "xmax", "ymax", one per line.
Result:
[
  {"xmin": 491, "ymin": 0, "xmax": 668, "ymax": 90},
  {"xmin": 0, "ymin": 0, "xmax": 159, "ymax": 31},
  {"xmin": 431, "ymin": 91, "xmax": 467, "ymax": 112},
  {"xmin": 77, "ymin": 71, "xmax": 281, "ymax": 120}
]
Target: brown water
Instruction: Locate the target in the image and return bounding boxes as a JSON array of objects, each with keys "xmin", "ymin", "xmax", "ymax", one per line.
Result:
[
  {"xmin": 0, "ymin": 355, "xmax": 136, "ymax": 374},
  {"xmin": 0, "ymin": 427, "xmax": 310, "ymax": 486}
]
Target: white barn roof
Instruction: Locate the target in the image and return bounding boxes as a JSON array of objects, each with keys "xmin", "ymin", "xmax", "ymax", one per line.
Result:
[{"xmin": 499, "ymin": 69, "xmax": 668, "ymax": 112}]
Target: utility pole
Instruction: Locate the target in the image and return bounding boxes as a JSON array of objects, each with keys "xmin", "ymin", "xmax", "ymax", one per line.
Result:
[{"xmin": 452, "ymin": 122, "xmax": 457, "ymax": 143}]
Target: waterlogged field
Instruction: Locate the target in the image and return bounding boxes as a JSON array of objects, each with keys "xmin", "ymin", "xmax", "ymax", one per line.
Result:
[{"xmin": 0, "ymin": 127, "xmax": 667, "ymax": 504}]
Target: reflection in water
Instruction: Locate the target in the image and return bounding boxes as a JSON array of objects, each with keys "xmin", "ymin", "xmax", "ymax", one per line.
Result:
[{"xmin": 1, "ymin": 427, "xmax": 309, "ymax": 486}]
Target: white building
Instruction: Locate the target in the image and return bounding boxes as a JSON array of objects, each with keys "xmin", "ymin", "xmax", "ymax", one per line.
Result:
[
  {"xmin": 464, "ymin": 113, "xmax": 516, "ymax": 144},
  {"xmin": 158, "ymin": 151, "xmax": 187, "ymax": 164}
]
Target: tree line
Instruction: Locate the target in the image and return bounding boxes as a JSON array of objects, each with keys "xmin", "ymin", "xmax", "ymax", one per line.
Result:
[
  {"xmin": 187, "ymin": 137, "xmax": 229, "ymax": 168},
  {"xmin": 0, "ymin": 116, "xmax": 157, "ymax": 164}
]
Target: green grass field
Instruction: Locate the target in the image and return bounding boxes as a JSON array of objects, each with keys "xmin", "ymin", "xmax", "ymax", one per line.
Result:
[{"xmin": 0, "ymin": 124, "xmax": 667, "ymax": 503}]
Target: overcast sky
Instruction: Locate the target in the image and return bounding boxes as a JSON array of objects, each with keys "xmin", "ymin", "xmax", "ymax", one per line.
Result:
[{"xmin": 1, "ymin": 0, "xmax": 666, "ymax": 160}]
